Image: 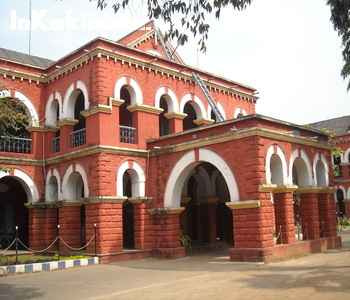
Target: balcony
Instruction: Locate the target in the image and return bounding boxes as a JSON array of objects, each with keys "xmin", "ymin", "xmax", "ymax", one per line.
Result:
[
  {"xmin": 52, "ymin": 136, "xmax": 60, "ymax": 153},
  {"xmin": 0, "ymin": 136, "xmax": 32, "ymax": 154},
  {"xmin": 70, "ymin": 128, "xmax": 86, "ymax": 148},
  {"xmin": 120, "ymin": 126, "xmax": 136, "ymax": 144}
]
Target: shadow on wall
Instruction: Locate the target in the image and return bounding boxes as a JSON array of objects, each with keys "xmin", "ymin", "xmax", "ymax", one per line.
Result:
[{"xmin": 0, "ymin": 284, "xmax": 44, "ymax": 300}]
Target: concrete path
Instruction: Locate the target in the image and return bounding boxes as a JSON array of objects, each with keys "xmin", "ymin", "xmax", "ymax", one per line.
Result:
[{"xmin": 1, "ymin": 232, "xmax": 350, "ymax": 300}]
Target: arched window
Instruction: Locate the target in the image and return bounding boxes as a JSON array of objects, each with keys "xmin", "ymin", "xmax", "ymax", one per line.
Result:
[
  {"xmin": 47, "ymin": 176, "xmax": 59, "ymax": 202},
  {"xmin": 292, "ymin": 158, "xmax": 311, "ymax": 187},
  {"xmin": 336, "ymin": 189, "xmax": 346, "ymax": 217},
  {"xmin": 73, "ymin": 91, "xmax": 86, "ymax": 131},
  {"xmin": 183, "ymin": 102, "xmax": 199, "ymax": 130},
  {"xmin": 119, "ymin": 86, "xmax": 136, "ymax": 144},
  {"xmin": 159, "ymin": 96, "xmax": 170, "ymax": 136},
  {"xmin": 270, "ymin": 154, "xmax": 284, "ymax": 185},
  {"xmin": 315, "ymin": 160, "xmax": 327, "ymax": 186},
  {"xmin": 211, "ymin": 110, "xmax": 217, "ymax": 123}
]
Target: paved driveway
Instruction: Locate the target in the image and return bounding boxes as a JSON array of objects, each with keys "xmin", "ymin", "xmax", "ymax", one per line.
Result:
[{"xmin": 1, "ymin": 232, "xmax": 350, "ymax": 300}]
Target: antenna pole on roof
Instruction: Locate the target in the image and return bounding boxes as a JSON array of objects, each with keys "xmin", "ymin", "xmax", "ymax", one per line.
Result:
[{"xmin": 28, "ymin": 0, "xmax": 32, "ymax": 55}]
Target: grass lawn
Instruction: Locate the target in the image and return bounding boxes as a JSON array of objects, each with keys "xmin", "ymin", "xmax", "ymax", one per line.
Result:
[{"xmin": 0, "ymin": 254, "xmax": 88, "ymax": 266}]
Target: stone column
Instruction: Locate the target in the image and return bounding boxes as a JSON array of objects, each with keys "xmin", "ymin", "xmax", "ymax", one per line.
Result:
[
  {"xmin": 85, "ymin": 199, "xmax": 123, "ymax": 255},
  {"xmin": 151, "ymin": 208, "xmax": 186, "ymax": 258},
  {"xmin": 164, "ymin": 112, "xmax": 186, "ymax": 134},
  {"xmin": 28, "ymin": 204, "xmax": 58, "ymax": 250},
  {"xmin": 131, "ymin": 198, "xmax": 154, "ymax": 250},
  {"xmin": 273, "ymin": 191, "xmax": 296, "ymax": 244},
  {"xmin": 58, "ymin": 202, "xmax": 82, "ymax": 253},
  {"xmin": 226, "ymin": 194, "xmax": 274, "ymax": 262},
  {"xmin": 318, "ymin": 193, "xmax": 337, "ymax": 238},
  {"xmin": 298, "ymin": 191, "xmax": 320, "ymax": 240}
]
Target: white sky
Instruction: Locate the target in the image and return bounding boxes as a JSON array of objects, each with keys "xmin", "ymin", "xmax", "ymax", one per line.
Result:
[{"xmin": 0, "ymin": 0, "xmax": 349, "ymax": 124}]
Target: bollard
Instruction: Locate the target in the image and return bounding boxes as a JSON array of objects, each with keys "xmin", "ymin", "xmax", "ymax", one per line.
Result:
[
  {"xmin": 15, "ymin": 226, "xmax": 18, "ymax": 265},
  {"xmin": 94, "ymin": 224, "xmax": 97, "ymax": 257}
]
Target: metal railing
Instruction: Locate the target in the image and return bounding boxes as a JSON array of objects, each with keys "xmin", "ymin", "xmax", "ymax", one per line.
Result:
[
  {"xmin": 52, "ymin": 137, "xmax": 60, "ymax": 153},
  {"xmin": 70, "ymin": 128, "xmax": 86, "ymax": 148},
  {"xmin": 0, "ymin": 136, "xmax": 32, "ymax": 154},
  {"xmin": 120, "ymin": 126, "xmax": 136, "ymax": 144}
]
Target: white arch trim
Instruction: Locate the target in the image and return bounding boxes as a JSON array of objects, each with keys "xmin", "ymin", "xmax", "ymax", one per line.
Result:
[
  {"xmin": 207, "ymin": 102, "xmax": 227, "ymax": 120},
  {"xmin": 312, "ymin": 153, "xmax": 329, "ymax": 186},
  {"xmin": 116, "ymin": 161, "xmax": 146, "ymax": 197},
  {"xmin": 234, "ymin": 107, "xmax": 247, "ymax": 118},
  {"xmin": 180, "ymin": 94, "xmax": 207, "ymax": 119},
  {"xmin": 14, "ymin": 91, "xmax": 39, "ymax": 127},
  {"xmin": 265, "ymin": 145, "xmax": 288, "ymax": 185},
  {"xmin": 45, "ymin": 168, "xmax": 62, "ymax": 202},
  {"xmin": 288, "ymin": 149, "xmax": 313, "ymax": 186},
  {"xmin": 62, "ymin": 164, "xmax": 89, "ymax": 201},
  {"xmin": 13, "ymin": 169, "xmax": 40, "ymax": 203},
  {"xmin": 155, "ymin": 87, "xmax": 179, "ymax": 113},
  {"xmin": 62, "ymin": 81, "xmax": 90, "ymax": 118},
  {"xmin": 164, "ymin": 149, "xmax": 239, "ymax": 208},
  {"xmin": 343, "ymin": 148, "xmax": 350, "ymax": 163},
  {"xmin": 114, "ymin": 76, "xmax": 143, "ymax": 105},
  {"xmin": 45, "ymin": 91, "xmax": 63, "ymax": 126}
]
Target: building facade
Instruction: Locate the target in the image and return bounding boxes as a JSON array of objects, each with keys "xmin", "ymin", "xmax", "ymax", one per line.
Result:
[{"xmin": 0, "ymin": 22, "xmax": 341, "ymax": 262}]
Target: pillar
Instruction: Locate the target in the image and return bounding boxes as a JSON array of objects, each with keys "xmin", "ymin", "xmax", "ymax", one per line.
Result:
[
  {"xmin": 164, "ymin": 113, "xmax": 186, "ymax": 134},
  {"xmin": 28, "ymin": 206, "xmax": 58, "ymax": 250},
  {"xmin": 58, "ymin": 203, "xmax": 82, "ymax": 253},
  {"xmin": 133, "ymin": 200, "xmax": 154, "ymax": 250},
  {"xmin": 58, "ymin": 119, "xmax": 78, "ymax": 152},
  {"xmin": 152, "ymin": 208, "xmax": 186, "ymax": 258},
  {"xmin": 299, "ymin": 193, "xmax": 320, "ymax": 240},
  {"xmin": 85, "ymin": 201, "xmax": 123, "ymax": 255},
  {"xmin": 274, "ymin": 192, "xmax": 296, "ymax": 244},
  {"xmin": 318, "ymin": 193, "xmax": 337, "ymax": 238},
  {"xmin": 227, "ymin": 194, "xmax": 274, "ymax": 262}
]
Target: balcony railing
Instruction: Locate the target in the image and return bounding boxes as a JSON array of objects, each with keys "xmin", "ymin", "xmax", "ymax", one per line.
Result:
[
  {"xmin": 120, "ymin": 126, "xmax": 136, "ymax": 144},
  {"xmin": 70, "ymin": 128, "xmax": 86, "ymax": 148},
  {"xmin": 52, "ymin": 137, "xmax": 60, "ymax": 153},
  {"xmin": 0, "ymin": 136, "xmax": 32, "ymax": 154}
]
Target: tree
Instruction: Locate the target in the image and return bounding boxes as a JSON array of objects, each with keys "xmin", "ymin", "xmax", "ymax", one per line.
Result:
[
  {"xmin": 0, "ymin": 96, "xmax": 29, "ymax": 137},
  {"xmin": 91, "ymin": 0, "xmax": 350, "ymax": 89}
]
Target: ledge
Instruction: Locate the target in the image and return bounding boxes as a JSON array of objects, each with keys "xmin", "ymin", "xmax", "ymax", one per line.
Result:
[
  {"xmin": 128, "ymin": 197, "xmax": 153, "ymax": 204},
  {"xmin": 193, "ymin": 118, "xmax": 215, "ymax": 126},
  {"xmin": 109, "ymin": 97, "xmax": 125, "ymax": 107},
  {"xmin": 148, "ymin": 207, "xmax": 185, "ymax": 215},
  {"xmin": 84, "ymin": 196, "xmax": 127, "ymax": 203},
  {"xmin": 58, "ymin": 118, "xmax": 79, "ymax": 127},
  {"xmin": 295, "ymin": 186, "xmax": 336, "ymax": 194},
  {"xmin": 226, "ymin": 200, "xmax": 260, "ymax": 210},
  {"xmin": 81, "ymin": 105, "xmax": 112, "ymax": 117},
  {"xmin": 25, "ymin": 202, "xmax": 59, "ymax": 209},
  {"xmin": 27, "ymin": 126, "xmax": 55, "ymax": 133},
  {"xmin": 259, "ymin": 184, "xmax": 298, "ymax": 193},
  {"xmin": 164, "ymin": 112, "xmax": 187, "ymax": 120},
  {"xmin": 127, "ymin": 104, "xmax": 164, "ymax": 114}
]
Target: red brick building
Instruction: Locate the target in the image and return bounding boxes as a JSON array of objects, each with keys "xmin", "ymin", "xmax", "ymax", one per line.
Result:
[
  {"xmin": 311, "ymin": 116, "xmax": 350, "ymax": 218},
  {"xmin": 0, "ymin": 22, "xmax": 341, "ymax": 262}
]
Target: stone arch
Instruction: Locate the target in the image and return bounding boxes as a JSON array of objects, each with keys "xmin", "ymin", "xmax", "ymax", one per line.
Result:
[
  {"xmin": 155, "ymin": 87, "xmax": 179, "ymax": 113},
  {"xmin": 45, "ymin": 169, "xmax": 61, "ymax": 202},
  {"xmin": 234, "ymin": 107, "xmax": 247, "ymax": 119},
  {"xmin": 289, "ymin": 149, "xmax": 313, "ymax": 186},
  {"xmin": 13, "ymin": 91, "xmax": 39, "ymax": 127},
  {"xmin": 208, "ymin": 102, "xmax": 227, "ymax": 121},
  {"xmin": 116, "ymin": 161, "xmax": 145, "ymax": 197},
  {"xmin": 164, "ymin": 148, "xmax": 239, "ymax": 208},
  {"xmin": 0, "ymin": 168, "xmax": 39, "ymax": 203},
  {"xmin": 180, "ymin": 94, "xmax": 207, "ymax": 119},
  {"xmin": 114, "ymin": 76, "xmax": 143, "ymax": 105},
  {"xmin": 313, "ymin": 153, "xmax": 329, "ymax": 186},
  {"xmin": 62, "ymin": 164, "xmax": 89, "ymax": 201},
  {"xmin": 265, "ymin": 145, "xmax": 288, "ymax": 185},
  {"xmin": 45, "ymin": 91, "xmax": 63, "ymax": 127},
  {"xmin": 62, "ymin": 81, "xmax": 90, "ymax": 119}
]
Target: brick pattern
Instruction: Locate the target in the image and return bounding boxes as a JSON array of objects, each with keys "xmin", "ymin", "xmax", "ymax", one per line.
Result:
[
  {"xmin": 300, "ymin": 193, "xmax": 320, "ymax": 240},
  {"xmin": 274, "ymin": 192, "xmax": 296, "ymax": 244},
  {"xmin": 318, "ymin": 194, "xmax": 337, "ymax": 238},
  {"xmin": 85, "ymin": 203, "xmax": 122, "ymax": 255},
  {"xmin": 134, "ymin": 203, "xmax": 154, "ymax": 250}
]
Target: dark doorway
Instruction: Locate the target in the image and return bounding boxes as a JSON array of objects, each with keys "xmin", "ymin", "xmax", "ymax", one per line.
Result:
[
  {"xmin": 119, "ymin": 86, "xmax": 133, "ymax": 127},
  {"xmin": 73, "ymin": 91, "xmax": 86, "ymax": 131},
  {"xmin": 122, "ymin": 171, "xmax": 135, "ymax": 249},
  {"xmin": 0, "ymin": 177, "xmax": 29, "ymax": 249},
  {"xmin": 336, "ymin": 189, "xmax": 346, "ymax": 217},
  {"xmin": 159, "ymin": 96, "xmax": 170, "ymax": 136}
]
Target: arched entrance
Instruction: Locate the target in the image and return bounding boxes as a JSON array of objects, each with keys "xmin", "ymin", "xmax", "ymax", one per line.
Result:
[
  {"xmin": 180, "ymin": 163, "xmax": 233, "ymax": 249},
  {"xmin": 0, "ymin": 176, "xmax": 29, "ymax": 248}
]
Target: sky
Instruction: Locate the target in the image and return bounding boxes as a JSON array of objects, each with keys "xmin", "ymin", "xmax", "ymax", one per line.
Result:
[{"xmin": 0, "ymin": 0, "xmax": 349, "ymax": 125}]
